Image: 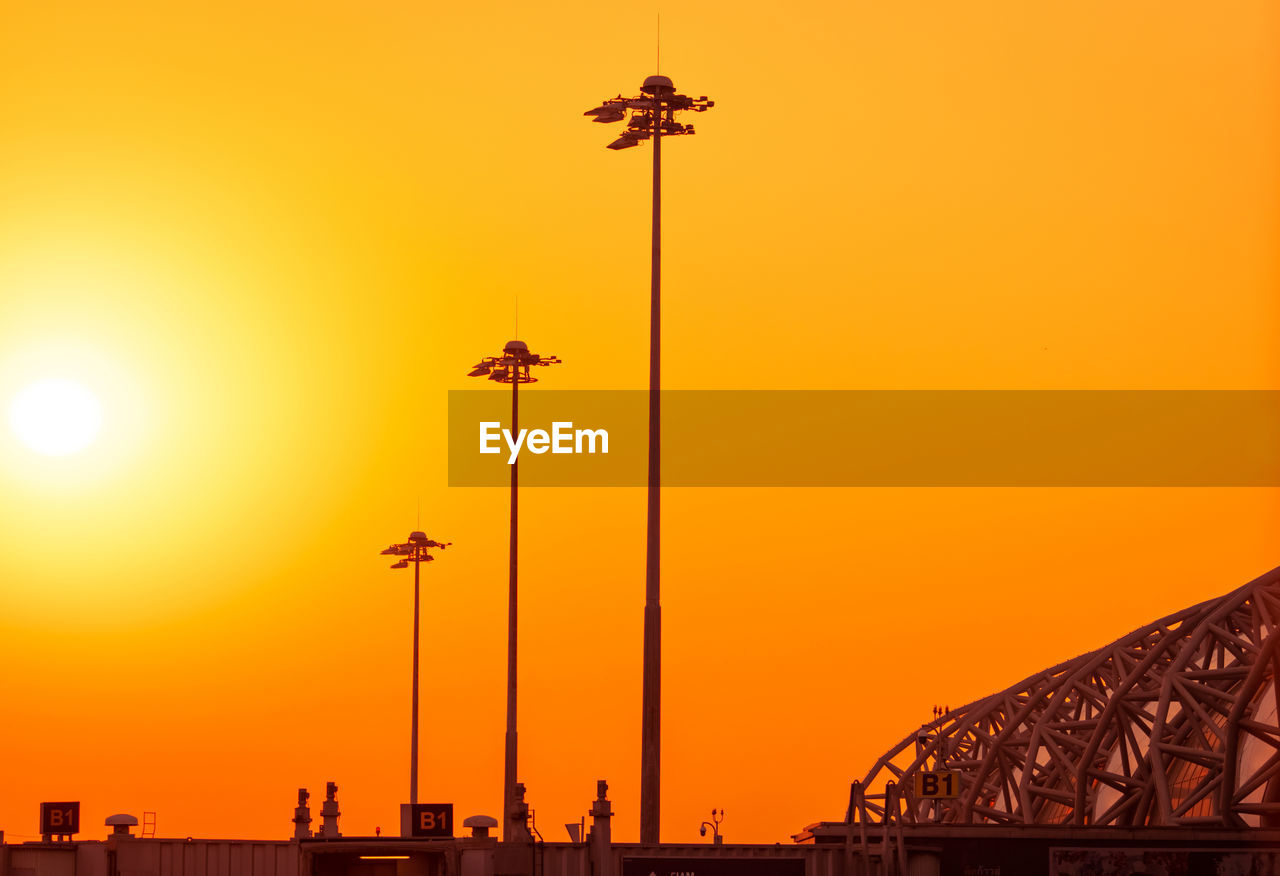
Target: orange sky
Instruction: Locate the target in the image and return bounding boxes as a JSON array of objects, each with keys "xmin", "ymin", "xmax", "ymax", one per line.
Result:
[{"xmin": 1, "ymin": 0, "xmax": 1278, "ymax": 846}]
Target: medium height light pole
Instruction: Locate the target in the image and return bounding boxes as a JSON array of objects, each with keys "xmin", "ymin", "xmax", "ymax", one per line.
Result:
[
  {"xmin": 467, "ymin": 340, "xmax": 561, "ymax": 841},
  {"xmin": 585, "ymin": 76, "xmax": 713, "ymax": 844},
  {"xmin": 380, "ymin": 530, "xmax": 450, "ymax": 805}
]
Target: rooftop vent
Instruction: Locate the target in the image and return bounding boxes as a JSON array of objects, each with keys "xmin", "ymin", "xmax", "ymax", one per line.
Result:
[{"xmin": 106, "ymin": 814, "xmax": 138, "ymax": 837}]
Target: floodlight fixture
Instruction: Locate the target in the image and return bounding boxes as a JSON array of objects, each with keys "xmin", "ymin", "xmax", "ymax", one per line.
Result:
[
  {"xmin": 586, "ymin": 105, "xmax": 627, "ymax": 124},
  {"xmin": 584, "ymin": 78, "xmax": 712, "ymax": 152},
  {"xmin": 469, "ymin": 341, "xmax": 561, "ymax": 386}
]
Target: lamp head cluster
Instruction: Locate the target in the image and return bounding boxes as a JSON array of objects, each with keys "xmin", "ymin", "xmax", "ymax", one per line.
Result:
[
  {"xmin": 584, "ymin": 75, "xmax": 714, "ymax": 150},
  {"xmin": 380, "ymin": 531, "xmax": 451, "ymax": 568},
  {"xmin": 467, "ymin": 340, "xmax": 562, "ymax": 384}
]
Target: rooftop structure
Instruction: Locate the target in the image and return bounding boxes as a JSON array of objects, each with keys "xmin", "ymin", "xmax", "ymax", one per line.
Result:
[{"xmin": 850, "ymin": 565, "xmax": 1280, "ymax": 828}]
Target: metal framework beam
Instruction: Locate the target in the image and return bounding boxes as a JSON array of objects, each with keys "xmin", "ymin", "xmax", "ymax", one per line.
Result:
[{"xmin": 851, "ymin": 566, "xmax": 1280, "ymax": 828}]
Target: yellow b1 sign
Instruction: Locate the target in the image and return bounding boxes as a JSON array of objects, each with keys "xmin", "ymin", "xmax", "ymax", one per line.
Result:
[{"xmin": 913, "ymin": 770, "xmax": 961, "ymax": 798}]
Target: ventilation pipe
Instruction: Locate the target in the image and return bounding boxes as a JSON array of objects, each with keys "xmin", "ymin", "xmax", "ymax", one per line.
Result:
[
  {"xmin": 319, "ymin": 782, "xmax": 341, "ymax": 838},
  {"xmin": 293, "ymin": 788, "xmax": 312, "ymax": 839},
  {"xmin": 590, "ymin": 781, "xmax": 614, "ymax": 876}
]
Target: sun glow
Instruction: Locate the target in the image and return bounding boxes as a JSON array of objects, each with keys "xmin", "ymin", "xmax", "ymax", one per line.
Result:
[{"xmin": 7, "ymin": 377, "xmax": 104, "ymax": 456}]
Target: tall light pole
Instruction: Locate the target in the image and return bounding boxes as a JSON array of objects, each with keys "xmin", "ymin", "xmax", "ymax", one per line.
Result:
[
  {"xmin": 467, "ymin": 340, "xmax": 561, "ymax": 841},
  {"xmin": 380, "ymin": 530, "xmax": 450, "ymax": 805},
  {"xmin": 585, "ymin": 76, "xmax": 713, "ymax": 844}
]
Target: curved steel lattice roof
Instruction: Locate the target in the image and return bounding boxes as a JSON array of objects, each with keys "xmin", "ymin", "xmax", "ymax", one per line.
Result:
[{"xmin": 854, "ymin": 566, "xmax": 1280, "ymax": 827}]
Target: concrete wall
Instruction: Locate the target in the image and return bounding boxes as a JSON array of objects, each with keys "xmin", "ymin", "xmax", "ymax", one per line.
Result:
[
  {"xmin": 115, "ymin": 839, "xmax": 299, "ymax": 876},
  {"xmin": 3, "ymin": 843, "xmax": 106, "ymax": 876},
  {"xmin": 0, "ymin": 836, "xmax": 984, "ymax": 876},
  {"xmin": 0, "ymin": 839, "xmax": 298, "ymax": 876}
]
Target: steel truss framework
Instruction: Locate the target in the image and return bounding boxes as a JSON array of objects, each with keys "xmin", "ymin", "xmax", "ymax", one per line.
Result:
[{"xmin": 852, "ymin": 566, "xmax": 1280, "ymax": 828}]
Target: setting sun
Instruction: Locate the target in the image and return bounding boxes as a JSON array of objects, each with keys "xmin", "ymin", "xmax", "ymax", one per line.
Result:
[{"xmin": 7, "ymin": 377, "xmax": 103, "ymax": 456}]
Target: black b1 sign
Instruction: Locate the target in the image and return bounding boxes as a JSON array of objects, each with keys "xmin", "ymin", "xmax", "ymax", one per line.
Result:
[
  {"xmin": 401, "ymin": 803, "xmax": 453, "ymax": 838},
  {"xmin": 40, "ymin": 801, "xmax": 80, "ymax": 835}
]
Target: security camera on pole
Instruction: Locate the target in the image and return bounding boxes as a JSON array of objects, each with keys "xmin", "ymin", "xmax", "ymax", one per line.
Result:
[{"xmin": 585, "ymin": 75, "xmax": 713, "ymax": 844}]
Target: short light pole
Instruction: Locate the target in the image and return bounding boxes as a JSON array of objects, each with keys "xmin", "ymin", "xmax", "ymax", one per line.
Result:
[
  {"xmin": 699, "ymin": 809, "xmax": 724, "ymax": 845},
  {"xmin": 380, "ymin": 530, "xmax": 451, "ymax": 805},
  {"xmin": 467, "ymin": 340, "xmax": 561, "ymax": 840},
  {"xmin": 585, "ymin": 77, "xmax": 713, "ymax": 844}
]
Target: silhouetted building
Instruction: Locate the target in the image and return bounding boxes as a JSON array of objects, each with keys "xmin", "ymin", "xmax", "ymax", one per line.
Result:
[
  {"xmin": 844, "ymin": 565, "xmax": 1280, "ymax": 828},
  {"xmin": 794, "ymin": 565, "xmax": 1280, "ymax": 874}
]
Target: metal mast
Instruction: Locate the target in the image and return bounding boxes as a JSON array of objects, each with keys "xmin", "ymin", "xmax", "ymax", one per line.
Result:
[
  {"xmin": 380, "ymin": 530, "xmax": 451, "ymax": 805},
  {"xmin": 467, "ymin": 341, "xmax": 562, "ymax": 840},
  {"xmin": 585, "ymin": 76, "xmax": 713, "ymax": 844}
]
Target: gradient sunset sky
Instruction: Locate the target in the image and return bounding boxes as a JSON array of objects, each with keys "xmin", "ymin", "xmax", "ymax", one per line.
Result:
[{"xmin": 1, "ymin": 0, "xmax": 1278, "ymax": 845}]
